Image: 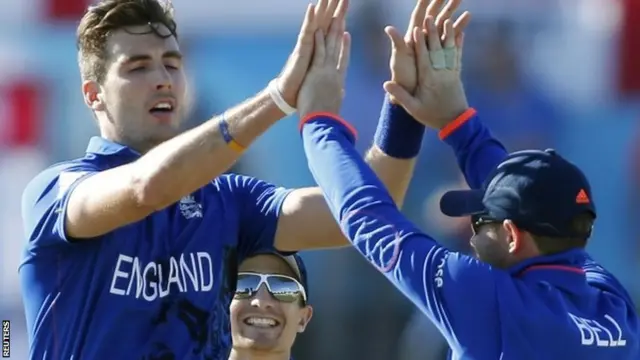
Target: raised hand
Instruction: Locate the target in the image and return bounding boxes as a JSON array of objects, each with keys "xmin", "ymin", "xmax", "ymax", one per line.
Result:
[
  {"xmin": 297, "ymin": 16, "xmax": 351, "ymax": 117},
  {"xmin": 384, "ymin": 0, "xmax": 469, "ymax": 102},
  {"xmin": 384, "ymin": 9, "xmax": 471, "ymax": 129},
  {"xmin": 275, "ymin": 0, "xmax": 349, "ymax": 108}
]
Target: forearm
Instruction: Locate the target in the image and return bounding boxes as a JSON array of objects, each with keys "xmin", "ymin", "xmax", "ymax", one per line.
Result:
[
  {"xmin": 274, "ymin": 100, "xmax": 422, "ymax": 251},
  {"xmin": 135, "ymin": 89, "xmax": 284, "ymax": 208},
  {"xmin": 367, "ymin": 96, "xmax": 424, "ymax": 206},
  {"xmin": 365, "ymin": 147, "xmax": 416, "ymax": 206}
]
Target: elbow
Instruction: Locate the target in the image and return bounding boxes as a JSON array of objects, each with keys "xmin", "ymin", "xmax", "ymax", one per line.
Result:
[{"xmin": 129, "ymin": 170, "xmax": 169, "ymax": 211}]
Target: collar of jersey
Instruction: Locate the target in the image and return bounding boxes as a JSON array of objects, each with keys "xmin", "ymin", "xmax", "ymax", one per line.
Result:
[
  {"xmin": 508, "ymin": 248, "xmax": 588, "ymax": 277},
  {"xmin": 86, "ymin": 136, "xmax": 141, "ymax": 159}
]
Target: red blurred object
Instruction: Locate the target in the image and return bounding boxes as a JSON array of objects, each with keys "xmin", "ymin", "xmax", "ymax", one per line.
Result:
[
  {"xmin": 618, "ymin": 0, "xmax": 640, "ymax": 94},
  {"xmin": 2, "ymin": 79, "xmax": 43, "ymax": 147},
  {"xmin": 46, "ymin": 0, "xmax": 88, "ymax": 20}
]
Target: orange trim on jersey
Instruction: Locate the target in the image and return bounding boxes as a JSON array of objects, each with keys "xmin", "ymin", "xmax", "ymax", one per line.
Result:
[
  {"xmin": 438, "ymin": 108, "xmax": 478, "ymax": 140},
  {"xmin": 518, "ymin": 264, "xmax": 585, "ymax": 277},
  {"xmin": 299, "ymin": 112, "xmax": 358, "ymax": 140}
]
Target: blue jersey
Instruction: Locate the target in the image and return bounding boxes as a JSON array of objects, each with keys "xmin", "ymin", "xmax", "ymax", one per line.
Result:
[
  {"xmin": 300, "ymin": 114, "xmax": 640, "ymax": 359},
  {"xmin": 20, "ymin": 137, "xmax": 291, "ymax": 360}
]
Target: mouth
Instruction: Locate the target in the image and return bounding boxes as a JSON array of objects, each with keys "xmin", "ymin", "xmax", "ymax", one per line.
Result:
[
  {"xmin": 149, "ymin": 99, "xmax": 176, "ymax": 121},
  {"xmin": 242, "ymin": 316, "xmax": 281, "ymax": 329}
]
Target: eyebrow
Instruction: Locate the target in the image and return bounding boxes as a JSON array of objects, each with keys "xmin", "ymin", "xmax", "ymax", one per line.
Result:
[{"xmin": 121, "ymin": 50, "xmax": 183, "ymax": 64}]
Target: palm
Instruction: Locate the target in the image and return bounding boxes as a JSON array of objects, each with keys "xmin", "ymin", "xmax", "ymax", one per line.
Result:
[
  {"xmin": 277, "ymin": 0, "xmax": 348, "ymax": 108},
  {"xmin": 390, "ymin": 42, "xmax": 417, "ymax": 95}
]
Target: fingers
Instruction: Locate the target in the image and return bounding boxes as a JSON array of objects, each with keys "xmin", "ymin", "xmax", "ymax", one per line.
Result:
[
  {"xmin": 297, "ymin": 4, "xmax": 317, "ymax": 48},
  {"xmin": 435, "ymin": 0, "xmax": 461, "ymax": 33},
  {"xmin": 316, "ymin": 0, "xmax": 346, "ymax": 32},
  {"xmin": 337, "ymin": 32, "xmax": 351, "ymax": 77},
  {"xmin": 384, "ymin": 81, "xmax": 421, "ymax": 115},
  {"xmin": 406, "ymin": 0, "xmax": 429, "ymax": 41},
  {"xmin": 442, "ymin": 19, "xmax": 456, "ymax": 69},
  {"xmin": 327, "ymin": 0, "xmax": 340, "ymax": 18},
  {"xmin": 425, "ymin": 0, "xmax": 445, "ymax": 18},
  {"xmin": 412, "ymin": 27, "xmax": 431, "ymax": 79},
  {"xmin": 326, "ymin": 16, "xmax": 344, "ymax": 65},
  {"xmin": 333, "ymin": 0, "xmax": 349, "ymax": 20},
  {"xmin": 452, "ymin": 11, "xmax": 471, "ymax": 36},
  {"xmin": 312, "ymin": 30, "xmax": 326, "ymax": 67},
  {"xmin": 442, "ymin": 19, "xmax": 455, "ymax": 48},
  {"xmin": 314, "ymin": 0, "xmax": 329, "ymax": 30},
  {"xmin": 385, "ymin": 26, "xmax": 407, "ymax": 52},
  {"xmin": 455, "ymin": 32, "xmax": 464, "ymax": 70},
  {"xmin": 423, "ymin": 16, "xmax": 445, "ymax": 70}
]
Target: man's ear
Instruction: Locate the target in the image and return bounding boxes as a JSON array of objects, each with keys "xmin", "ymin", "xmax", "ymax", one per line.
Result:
[
  {"xmin": 297, "ymin": 305, "xmax": 314, "ymax": 333},
  {"xmin": 502, "ymin": 220, "xmax": 522, "ymax": 254},
  {"xmin": 82, "ymin": 80, "xmax": 105, "ymax": 111}
]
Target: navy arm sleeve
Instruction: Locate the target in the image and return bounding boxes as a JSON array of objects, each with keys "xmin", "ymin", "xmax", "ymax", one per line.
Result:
[
  {"xmin": 441, "ymin": 115, "xmax": 508, "ymax": 189},
  {"xmin": 21, "ymin": 163, "xmax": 99, "ymax": 251},
  {"xmin": 301, "ymin": 116, "xmax": 506, "ymax": 348},
  {"xmin": 222, "ymin": 174, "xmax": 293, "ymax": 258}
]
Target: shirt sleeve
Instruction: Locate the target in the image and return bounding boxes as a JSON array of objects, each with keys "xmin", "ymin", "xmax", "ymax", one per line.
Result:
[
  {"xmin": 220, "ymin": 174, "xmax": 293, "ymax": 258},
  {"xmin": 301, "ymin": 115, "xmax": 506, "ymax": 349},
  {"xmin": 441, "ymin": 115, "xmax": 509, "ymax": 189},
  {"xmin": 21, "ymin": 163, "xmax": 99, "ymax": 249}
]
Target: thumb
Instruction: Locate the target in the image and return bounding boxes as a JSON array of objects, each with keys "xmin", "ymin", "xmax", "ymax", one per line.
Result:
[
  {"xmin": 384, "ymin": 26, "xmax": 407, "ymax": 52},
  {"xmin": 383, "ymin": 81, "xmax": 421, "ymax": 114}
]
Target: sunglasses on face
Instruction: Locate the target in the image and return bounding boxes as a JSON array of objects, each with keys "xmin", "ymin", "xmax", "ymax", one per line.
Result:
[
  {"xmin": 235, "ymin": 272, "xmax": 307, "ymax": 304},
  {"xmin": 470, "ymin": 215, "xmax": 501, "ymax": 235}
]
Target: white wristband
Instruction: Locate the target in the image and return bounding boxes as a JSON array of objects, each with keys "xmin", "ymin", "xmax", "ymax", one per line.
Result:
[{"xmin": 268, "ymin": 79, "xmax": 296, "ymax": 115}]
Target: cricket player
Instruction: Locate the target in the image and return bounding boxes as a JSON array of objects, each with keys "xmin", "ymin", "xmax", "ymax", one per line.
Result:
[
  {"xmin": 294, "ymin": 8, "xmax": 640, "ymax": 360},
  {"xmin": 18, "ymin": 0, "xmax": 468, "ymax": 357},
  {"xmin": 229, "ymin": 253, "xmax": 310, "ymax": 360}
]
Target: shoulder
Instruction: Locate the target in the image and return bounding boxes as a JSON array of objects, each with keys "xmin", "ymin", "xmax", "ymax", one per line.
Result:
[{"xmin": 22, "ymin": 159, "xmax": 100, "ymax": 211}]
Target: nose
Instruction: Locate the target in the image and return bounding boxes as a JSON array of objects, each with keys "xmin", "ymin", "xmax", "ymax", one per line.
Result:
[
  {"xmin": 153, "ymin": 65, "xmax": 172, "ymax": 91},
  {"xmin": 249, "ymin": 285, "xmax": 277, "ymax": 309}
]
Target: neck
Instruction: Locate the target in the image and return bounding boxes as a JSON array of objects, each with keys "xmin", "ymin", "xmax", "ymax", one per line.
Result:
[{"xmin": 228, "ymin": 348, "xmax": 291, "ymax": 360}]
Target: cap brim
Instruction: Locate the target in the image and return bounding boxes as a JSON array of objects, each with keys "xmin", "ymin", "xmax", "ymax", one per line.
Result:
[
  {"xmin": 247, "ymin": 250, "xmax": 303, "ymax": 280},
  {"xmin": 439, "ymin": 189, "xmax": 486, "ymax": 217}
]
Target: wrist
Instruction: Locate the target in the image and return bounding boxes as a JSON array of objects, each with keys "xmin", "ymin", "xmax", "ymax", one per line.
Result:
[
  {"xmin": 373, "ymin": 95, "xmax": 425, "ymax": 159},
  {"xmin": 438, "ymin": 108, "xmax": 477, "ymax": 140},
  {"xmin": 299, "ymin": 104, "xmax": 341, "ymax": 120},
  {"xmin": 299, "ymin": 112, "xmax": 357, "ymax": 143},
  {"xmin": 267, "ymin": 79, "xmax": 297, "ymax": 116}
]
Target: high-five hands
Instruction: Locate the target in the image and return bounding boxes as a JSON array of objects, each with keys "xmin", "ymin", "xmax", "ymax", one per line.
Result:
[
  {"xmin": 296, "ymin": 1, "xmax": 351, "ymax": 117},
  {"xmin": 275, "ymin": 0, "xmax": 349, "ymax": 109},
  {"xmin": 384, "ymin": 0, "xmax": 472, "ymax": 129}
]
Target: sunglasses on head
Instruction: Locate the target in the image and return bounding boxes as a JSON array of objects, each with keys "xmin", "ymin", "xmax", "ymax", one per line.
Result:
[{"xmin": 235, "ymin": 272, "xmax": 307, "ymax": 304}]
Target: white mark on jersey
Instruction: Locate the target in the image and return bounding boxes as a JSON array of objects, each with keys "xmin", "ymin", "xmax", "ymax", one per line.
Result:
[
  {"xmin": 56, "ymin": 171, "xmax": 89, "ymax": 200},
  {"xmin": 434, "ymin": 253, "xmax": 447, "ymax": 288},
  {"xmin": 569, "ymin": 313, "xmax": 627, "ymax": 347},
  {"xmin": 179, "ymin": 195, "xmax": 203, "ymax": 219},
  {"xmin": 109, "ymin": 252, "xmax": 214, "ymax": 302}
]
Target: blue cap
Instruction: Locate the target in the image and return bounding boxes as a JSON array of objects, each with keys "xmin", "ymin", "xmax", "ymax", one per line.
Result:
[
  {"xmin": 282, "ymin": 254, "xmax": 309, "ymax": 302},
  {"xmin": 440, "ymin": 149, "xmax": 596, "ymax": 237}
]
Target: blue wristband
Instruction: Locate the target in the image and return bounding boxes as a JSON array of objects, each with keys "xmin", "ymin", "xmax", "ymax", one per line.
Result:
[{"xmin": 373, "ymin": 96, "xmax": 425, "ymax": 158}]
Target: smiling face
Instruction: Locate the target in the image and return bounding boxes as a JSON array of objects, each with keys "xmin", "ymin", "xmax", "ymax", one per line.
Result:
[{"xmin": 230, "ymin": 254, "xmax": 312, "ymax": 353}]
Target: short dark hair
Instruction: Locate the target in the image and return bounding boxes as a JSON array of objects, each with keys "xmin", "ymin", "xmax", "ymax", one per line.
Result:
[
  {"xmin": 531, "ymin": 213, "xmax": 594, "ymax": 255},
  {"xmin": 76, "ymin": 0, "xmax": 177, "ymax": 83}
]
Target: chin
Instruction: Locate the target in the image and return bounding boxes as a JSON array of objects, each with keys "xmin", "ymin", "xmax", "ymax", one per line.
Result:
[{"xmin": 238, "ymin": 336, "xmax": 281, "ymax": 351}]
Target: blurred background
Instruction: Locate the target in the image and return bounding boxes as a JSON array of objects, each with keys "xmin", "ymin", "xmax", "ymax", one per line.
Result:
[{"xmin": 1, "ymin": 0, "xmax": 640, "ymax": 358}]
